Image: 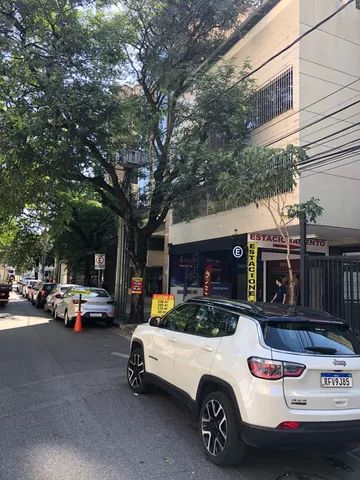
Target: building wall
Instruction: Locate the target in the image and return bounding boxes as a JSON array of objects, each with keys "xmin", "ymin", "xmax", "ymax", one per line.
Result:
[
  {"xmin": 298, "ymin": 0, "xmax": 360, "ymax": 229},
  {"xmin": 170, "ymin": 0, "xmax": 301, "ymax": 246},
  {"xmin": 223, "ymin": 0, "xmax": 300, "ymax": 148}
]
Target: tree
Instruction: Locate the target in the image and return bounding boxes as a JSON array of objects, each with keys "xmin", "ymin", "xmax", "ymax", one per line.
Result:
[
  {"xmin": 51, "ymin": 196, "xmax": 116, "ymax": 286},
  {"xmin": 217, "ymin": 145, "xmax": 323, "ymax": 304},
  {"xmin": 0, "ymin": 0, "xmax": 257, "ymax": 321}
]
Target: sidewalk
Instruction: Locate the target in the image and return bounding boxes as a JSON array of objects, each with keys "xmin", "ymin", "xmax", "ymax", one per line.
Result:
[{"xmin": 113, "ymin": 295, "xmax": 152, "ymax": 336}]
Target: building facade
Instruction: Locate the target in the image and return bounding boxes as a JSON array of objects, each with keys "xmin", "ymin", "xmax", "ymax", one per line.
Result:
[{"xmin": 168, "ymin": 0, "xmax": 360, "ymax": 305}]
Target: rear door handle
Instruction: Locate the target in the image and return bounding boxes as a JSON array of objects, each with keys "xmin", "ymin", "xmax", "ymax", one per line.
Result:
[
  {"xmin": 169, "ymin": 338, "xmax": 176, "ymax": 343},
  {"xmin": 202, "ymin": 345, "xmax": 213, "ymax": 352}
]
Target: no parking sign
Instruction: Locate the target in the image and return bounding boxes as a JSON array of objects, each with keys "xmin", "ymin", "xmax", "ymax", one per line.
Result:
[{"xmin": 94, "ymin": 254, "xmax": 106, "ymax": 270}]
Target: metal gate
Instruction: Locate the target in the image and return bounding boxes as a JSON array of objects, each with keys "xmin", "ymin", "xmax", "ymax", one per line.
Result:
[{"xmin": 306, "ymin": 256, "xmax": 360, "ymax": 338}]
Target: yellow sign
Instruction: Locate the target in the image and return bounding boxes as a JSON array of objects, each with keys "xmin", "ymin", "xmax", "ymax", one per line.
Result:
[
  {"xmin": 247, "ymin": 241, "xmax": 258, "ymax": 302},
  {"xmin": 151, "ymin": 294, "xmax": 175, "ymax": 317},
  {"xmin": 69, "ymin": 289, "xmax": 92, "ymax": 296}
]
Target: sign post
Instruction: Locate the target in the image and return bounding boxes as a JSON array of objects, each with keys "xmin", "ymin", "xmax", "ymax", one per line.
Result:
[{"xmin": 94, "ymin": 254, "xmax": 106, "ymax": 287}]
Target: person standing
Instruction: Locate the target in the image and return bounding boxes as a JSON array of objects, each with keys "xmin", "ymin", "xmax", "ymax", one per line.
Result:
[{"xmin": 271, "ymin": 278, "xmax": 287, "ymax": 304}]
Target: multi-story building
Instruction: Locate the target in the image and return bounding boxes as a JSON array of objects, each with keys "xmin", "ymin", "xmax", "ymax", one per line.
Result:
[{"xmin": 168, "ymin": 0, "xmax": 360, "ymax": 305}]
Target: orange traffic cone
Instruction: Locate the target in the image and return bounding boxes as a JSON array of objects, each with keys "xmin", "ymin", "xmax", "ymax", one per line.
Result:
[{"xmin": 74, "ymin": 310, "xmax": 83, "ymax": 332}]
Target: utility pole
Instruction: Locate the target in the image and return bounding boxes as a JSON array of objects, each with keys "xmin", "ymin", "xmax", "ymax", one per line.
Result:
[
  {"xmin": 300, "ymin": 216, "xmax": 307, "ymax": 307},
  {"xmin": 114, "ymin": 217, "xmax": 128, "ymax": 323}
]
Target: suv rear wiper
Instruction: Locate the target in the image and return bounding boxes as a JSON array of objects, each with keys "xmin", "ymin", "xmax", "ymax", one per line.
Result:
[{"xmin": 304, "ymin": 346, "xmax": 337, "ymax": 355}]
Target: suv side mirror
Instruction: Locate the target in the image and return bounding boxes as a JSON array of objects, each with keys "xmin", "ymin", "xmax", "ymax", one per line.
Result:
[{"xmin": 149, "ymin": 316, "xmax": 161, "ymax": 327}]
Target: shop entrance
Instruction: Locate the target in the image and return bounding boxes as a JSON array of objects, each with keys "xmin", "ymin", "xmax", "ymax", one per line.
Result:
[{"xmin": 265, "ymin": 258, "xmax": 300, "ymax": 303}]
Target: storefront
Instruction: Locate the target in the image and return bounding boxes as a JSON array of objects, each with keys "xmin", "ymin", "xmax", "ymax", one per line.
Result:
[{"xmin": 168, "ymin": 232, "xmax": 328, "ymax": 305}]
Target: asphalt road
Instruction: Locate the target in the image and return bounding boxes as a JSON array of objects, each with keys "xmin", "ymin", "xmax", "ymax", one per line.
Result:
[{"xmin": 1, "ymin": 292, "xmax": 360, "ymax": 480}]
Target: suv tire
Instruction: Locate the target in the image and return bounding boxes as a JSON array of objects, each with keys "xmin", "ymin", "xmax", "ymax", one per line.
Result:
[
  {"xmin": 127, "ymin": 348, "xmax": 151, "ymax": 394},
  {"xmin": 199, "ymin": 390, "xmax": 246, "ymax": 466}
]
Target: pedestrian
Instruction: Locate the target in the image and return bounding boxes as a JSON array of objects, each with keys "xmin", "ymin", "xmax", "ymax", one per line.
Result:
[{"xmin": 271, "ymin": 278, "xmax": 287, "ymax": 304}]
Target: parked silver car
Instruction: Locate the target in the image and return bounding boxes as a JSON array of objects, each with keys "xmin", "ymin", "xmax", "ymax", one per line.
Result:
[
  {"xmin": 54, "ymin": 287, "xmax": 115, "ymax": 327},
  {"xmin": 23, "ymin": 280, "xmax": 37, "ymax": 299},
  {"xmin": 44, "ymin": 284, "xmax": 79, "ymax": 315}
]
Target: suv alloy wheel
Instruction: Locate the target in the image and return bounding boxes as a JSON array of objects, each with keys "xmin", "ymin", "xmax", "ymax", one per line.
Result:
[
  {"xmin": 127, "ymin": 348, "xmax": 151, "ymax": 394},
  {"xmin": 200, "ymin": 391, "xmax": 246, "ymax": 466}
]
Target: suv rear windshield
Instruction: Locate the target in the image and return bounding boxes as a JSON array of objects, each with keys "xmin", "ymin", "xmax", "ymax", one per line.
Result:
[{"xmin": 262, "ymin": 320, "xmax": 360, "ymax": 356}]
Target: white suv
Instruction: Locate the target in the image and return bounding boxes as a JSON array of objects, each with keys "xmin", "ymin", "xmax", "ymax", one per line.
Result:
[{"xmin": 128, "ymin": 298, "xmax": 360, "ymax": 466}]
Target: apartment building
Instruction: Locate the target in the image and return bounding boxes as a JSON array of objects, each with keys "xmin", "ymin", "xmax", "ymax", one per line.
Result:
[{"xmin": 168, "ymin": 0, "xmax": 360, "ymax": 304}]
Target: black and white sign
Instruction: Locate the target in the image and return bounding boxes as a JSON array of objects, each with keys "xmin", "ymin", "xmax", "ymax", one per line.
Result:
[
  {"xmin": 232, "ymin": 246, "xmax": 244, "ymax": 259},
  {"xmin": 94, "ymin": 254, "xmax": 106, "ymax": 270}
]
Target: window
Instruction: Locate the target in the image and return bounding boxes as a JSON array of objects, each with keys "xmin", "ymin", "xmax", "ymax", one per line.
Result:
[
  {"xmin": 252, "ymin": 67, "xmax": 293, "ymax": 128},
  {"xmin": 194, "ymin": 306, "xmax": 239, "ymax": 337},
  {"xmin": 262, "ymin": 321, "xmax": 360, "ymax": 355},
  {"xmin": 161, "ymin": 304, "xmax": 198, "ymax": 332}
]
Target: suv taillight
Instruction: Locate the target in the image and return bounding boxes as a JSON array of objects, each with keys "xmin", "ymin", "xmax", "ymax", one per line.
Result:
[
  {"xmin": 248, "ymin": 357, "xmax": 305, "ymax": 380},
  {"xmin": 72, "ymin": 299, "xmax": 87, "ymax": 305}
]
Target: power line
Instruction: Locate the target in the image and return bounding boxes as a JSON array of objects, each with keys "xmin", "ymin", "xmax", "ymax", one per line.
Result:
[
  {"xmin": 218, "ymin": 0, "xmax": 355, "ymax": 97},
  {"xmin": 303, "ymin": 137, "xmax": 360, "ymax": 162},
  {"xmin": 134, "ymin": 0, "xmax": 355, "ymax": 153},
  {"xmin": 251, "ymin": 76, "xmax": 360, "ymax": 141},
  {"xmin": 303, "ymin": 122, "xmax": 360, "ymax": 149},
  {"xmin": 300, "ymin": 145, "xmax": 360, "ymax": 170},
  {"xmin": 301, "ymin": 156, "xmax": 360, "ymax": 182},
  {"xmin": 263, "ymin": 98, "xmax": 360, "ymax": 147},
  {"xmin": 298, "ymin": 109, "xmax": 360, "ymax": 144}
]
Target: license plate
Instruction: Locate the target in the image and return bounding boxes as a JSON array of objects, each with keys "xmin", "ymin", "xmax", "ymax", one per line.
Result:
[
  {"xmin": 90, "ymin": 313, "xmax": 103, "ymax": 317},
  {"xmin": 321, "ymin": 373, "xmax": 352, "ymax": 388}
]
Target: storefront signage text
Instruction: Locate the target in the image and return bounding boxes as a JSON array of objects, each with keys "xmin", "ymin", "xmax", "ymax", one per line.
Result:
[
  {"xmin": 203, "ymin": 265, "xmax": 212, "ymax": 297},
  {"xmin": 151, "ymin": 294, "xmax": 175, "ymax": 317},
  {"xmin": 248, "ymin": 233, "xmax": 328, "ymax": 253},
  {"xmin": 130, "ymin": 277, "xmax": 143, "ymax": 295},
  {"xmin": 247, "ymin": 242, "xmax": 258, "ymax": 302}
]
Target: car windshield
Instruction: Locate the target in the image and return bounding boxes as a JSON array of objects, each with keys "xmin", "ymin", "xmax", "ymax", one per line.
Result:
[{"xmin": 262, "ymin": 320, "xmax": 360, "ymax": 356}]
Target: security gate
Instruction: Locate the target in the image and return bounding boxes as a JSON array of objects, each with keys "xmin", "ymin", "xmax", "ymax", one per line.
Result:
[{"xmin": 306, "ymin": 256, "xmax": 360, "ymax": 338}]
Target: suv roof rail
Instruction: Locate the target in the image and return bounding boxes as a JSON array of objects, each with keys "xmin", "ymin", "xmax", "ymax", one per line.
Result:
[{"xmin": 186, "ymin": 297, "xmax": 340, "ymax": 322}]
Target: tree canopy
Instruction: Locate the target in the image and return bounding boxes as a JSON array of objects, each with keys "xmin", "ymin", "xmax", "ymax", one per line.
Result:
[{"xmin": 0, "ymin": 0, "xmax": 259, "ymax": 320}]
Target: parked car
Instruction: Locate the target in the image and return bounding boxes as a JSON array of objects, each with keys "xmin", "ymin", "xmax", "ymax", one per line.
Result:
[
  {"xmin": 32, "ymin": 282, "xmax": 55, "ymax": 308},
  {"xmin": 127, "ymin": 298, "xmax": 360, "ymax": 466},
  {"xmin": 44, "ymin": 284, "xmax": 79, "ymax": 315},
  {"xmin": 23, "ymin": 280, "xmax": 37, "ymax": 299},
  {"xmin": 28, "ymin": 281, "xmax": 41, "ymax": 302},
  {"xmin": 55, "ymin": 287, "xmax": 115, "ymax": 327},
  {"xmin": 18, "ymin": 277, "xmax": 34, "ymax": 294}
]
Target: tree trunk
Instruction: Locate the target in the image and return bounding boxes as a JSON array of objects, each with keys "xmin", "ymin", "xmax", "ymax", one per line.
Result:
[{"xmin": 128, "ymin": 228, "xmax": 148, "ymax": 324}]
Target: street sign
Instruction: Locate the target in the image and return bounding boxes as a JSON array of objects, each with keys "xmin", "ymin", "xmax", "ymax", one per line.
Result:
[
  {"xmin": 232, "ymin": 246, "xmax": 244, "ymax": 259},
  {"xmin": 94, "ymin": 254, "xmax": 106, "ymax": 270},
  {"xmin": 151, "ymin": 294, "xmax": 175, "ymax": 317},
  {"xmin": 130, "ymin": 277, "xmax": 143, "ymax": 295}
]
